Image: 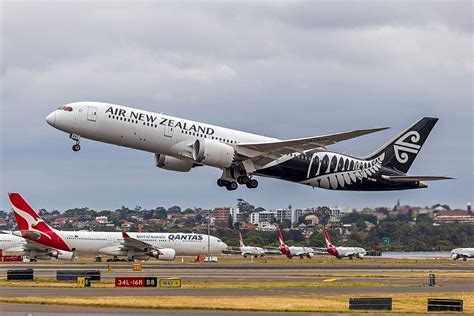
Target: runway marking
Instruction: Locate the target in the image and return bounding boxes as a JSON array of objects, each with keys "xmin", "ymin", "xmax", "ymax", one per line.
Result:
[{"xmin": 323, "ymin": 278, "xmax": 337, "ymax": 282}]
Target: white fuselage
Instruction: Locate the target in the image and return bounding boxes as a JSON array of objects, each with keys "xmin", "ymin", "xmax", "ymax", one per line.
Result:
[
  {"xmin": 335, "ymin": 246, "xmax": 366, "ymax": 258},
  {"xmin": 48, "ymin": 102, "xmax": 274, "ymax": 163},
  {"xmin": 289, "ymin": 246, "xmax": 314, "ymax": 257},
  {"xmin": 0, "ymin": 233, "xmax": 27, "ymax": 253},
  {"xmin": 240, "ymin": 245, "xmax": 265, "ymax": 257},
  {"xmin": 15, "ymin": 230, "xmax": 227, "ymax": 257},
  {"xmin": 451, "ymin": 248, "xmax": 474, "ymax": 260}
]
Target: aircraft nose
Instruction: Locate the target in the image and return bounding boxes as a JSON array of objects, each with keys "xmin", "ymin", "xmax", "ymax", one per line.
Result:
[{"xmin": 46, "ymin": 111, "xmax": 56, "ymax": 126}]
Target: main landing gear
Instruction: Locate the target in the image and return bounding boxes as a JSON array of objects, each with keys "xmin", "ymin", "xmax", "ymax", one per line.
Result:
[
  {"xmin": 70, "ymin": 134, "xmax": 81, "ymax": 152},
  {"xmin": 217, "ymin": 177, "xmax": 258, "ymax": 191}
]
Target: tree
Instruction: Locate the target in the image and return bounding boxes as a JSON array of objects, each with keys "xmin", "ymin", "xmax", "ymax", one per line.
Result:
[
  {"xmin": 314, "ymin": 207, "xmax": 331, "ymax": 226},
  {"xmin": 167, "ymin": 206, "xmax": 181, "ymax": 213}
]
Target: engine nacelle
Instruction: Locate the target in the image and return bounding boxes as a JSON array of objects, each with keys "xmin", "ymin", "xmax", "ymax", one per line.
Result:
[
  {"xmin": 192, "ymin": 139, "xmax": 235, "ymax": 168},
  {"xmin": 155, "ymin": 154, "xmax": 193, "ymax": 172},
  {"xmin": 50, "ymin": 250, "xmax": 74, "ymax": 260},
  {"xmin": 307, "ymin": 252, "xmax": 314, "ymax": 258},
  {"xmin": 148, "ymin": 248, "xmax": 176, "ymax": 261},
  {"xmin": 452, "ymin": 253, "xmax": 460, "ymax": 260},
  {"xmin": 357, "ymin": 253, "xmax": 365, "ymax": 259}
]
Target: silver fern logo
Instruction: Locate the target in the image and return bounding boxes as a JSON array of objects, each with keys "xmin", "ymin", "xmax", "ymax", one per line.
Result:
[{"xmin": 394, "ymin": 131, "xmax": 421, "ymax": 163}]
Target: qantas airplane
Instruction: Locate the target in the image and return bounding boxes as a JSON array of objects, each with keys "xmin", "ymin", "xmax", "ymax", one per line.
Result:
[
  {"xmin": 451, "ymin": 248, "xmax": 474, "ymax": 261},
  {"xmin": 323, "ymin": 230, "xmax": 366, "ymax": 259},
  {"xmin": 8, "ymin": 193, "xmax": 228, "ymax": 261},
  {"xmin": 0, "ymin": 231, "xmax": 70, "ymax": 261},
  {"xmin": 239, "ymin": 232, "xmax": 265, "ymax": 258},
  {"xmin": 46, "ymin": 102, "xmax": 451, "ymax": 191},
  {"xmin": 278, "ymin": 231, "xmax": 314, "ymax": 259}
]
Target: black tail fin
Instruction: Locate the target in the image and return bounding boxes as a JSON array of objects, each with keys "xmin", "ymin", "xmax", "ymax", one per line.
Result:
[{"xmin": 365, "ymin": 117, "xmax": 438, "ymax": 173}]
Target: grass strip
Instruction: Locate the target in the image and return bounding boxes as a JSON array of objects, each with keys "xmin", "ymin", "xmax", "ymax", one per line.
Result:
[{"xmin": 0, "ymin": 293, "xmax": 472, "ymax": 313}]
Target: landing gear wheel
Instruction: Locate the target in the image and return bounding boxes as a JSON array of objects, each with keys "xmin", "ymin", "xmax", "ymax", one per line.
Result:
[
  {"xmin": 72, "ymin": 144, "xmax": 81, "ymax": 152},
  {"xmin": 237, "ymin": 176, "xmax": 250, "ymax": 185},
  {"xmin": 217, "ymin": 179, "xmax": 227, "ymax": 187},
  {"xmin": 226, "ymin": 182, "xmax": 238, "ymax": 191},
  {"xmin": 246, "ymin": 179, "xmax": 258, "ymax": 189}
]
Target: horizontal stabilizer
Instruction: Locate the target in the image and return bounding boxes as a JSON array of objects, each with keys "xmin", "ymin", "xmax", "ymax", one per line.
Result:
[{"xmin": 382, "ymin": 175, "xmax": 454, "ymax": 183}]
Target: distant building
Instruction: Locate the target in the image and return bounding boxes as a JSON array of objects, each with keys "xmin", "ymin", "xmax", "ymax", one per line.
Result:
[
  {"xmin": 214, "ymin": 208, "xmax": 231, "ymax": 227},
  {"xmin": 468, "ymin": 202, "xmax": 472, "ymax": 215},
  {"xmin": 257, "ymin": 221, "xmax": 277, "ymax": 231},
  {"xmin": 305, "ymin": 214, "xmax": 319, "ymax": 227},
  {"xmin": 434, "ymin": 210, "xmax": 474, "ymax": 224},
  {"xmin": 95, "ymin": 216, "xmax": 108, "ymax": 224},
  {"xmin": 229, "ymin": 207, "xmax": 243, "ymax": 225},
  {"xmin": 276, "ymin": 209, "xmax": 292, "ymax": 222},
  {"xmin": 250, "ymin": 211, "xmax": 276, "ymax": 224},
  {"xmin": 291, "ymin": 209, "xmax": 303, "ymax": 227}
]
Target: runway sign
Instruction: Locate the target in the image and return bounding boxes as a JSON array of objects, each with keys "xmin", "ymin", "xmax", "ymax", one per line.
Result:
[
  {"xmin": 115, "ymin": 277, "xmax": 157, "ymax": 287},
  {"xmin": 427, "ymin": 299, "xmax": 463, "ymax": 312},
  {"xmin": 159, "ymin": 278, "xmax": 181, "ymax": 288},
  {"xmin": 349, "ymin": 298, "xmax": 392, "ymax": 310}
]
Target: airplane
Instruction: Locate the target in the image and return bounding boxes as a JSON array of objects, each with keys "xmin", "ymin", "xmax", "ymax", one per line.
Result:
[
  {"xmin": 451, "ymin": 248, "xmax": 474, "ymax": 261},
  {"xmin": 239, "ymin": 231, "xmax": 264, "ymax": 258},
  {"xmin": 8, "ymin": 193, "xmax": 228, "ymax": 261},
  {"xmin": 0, "ymin": 231, "xmax": 72, "ymax": 261},
  {"xmin": 278, "ymin": 231, "xmax": 314, "ymax": 259},
  {"xmin": 323, "ymin": 230, "xmax": 366, "ymax": 259},
  {"xmin": 46, "ymin": 102, "xmax": 451, "ymax": 191}
]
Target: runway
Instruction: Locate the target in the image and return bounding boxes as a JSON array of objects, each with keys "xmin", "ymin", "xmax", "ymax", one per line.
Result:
[
  {"xmin": 1, "ymin": 259, "xmax": 472, "ymax": 314},
  {"xmin": 1, "ymin": 283, "xmax": 473, "ymax": 298}
]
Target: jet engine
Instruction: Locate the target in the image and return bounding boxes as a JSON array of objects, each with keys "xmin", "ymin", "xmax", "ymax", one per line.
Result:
[
  {"xmin": 192, "ymin": 139, "xmax": 235, "ymax": 168},
  {"xmin": 155, "ymin": 154, "xmax": 193, "ymax": 172},
  {"xmin": 307, "ymin": 253, "xmax": 314, "ymax": 258},
  {"xmin": 50, "ymin": 250, "xmax": 74, "ymax": 260},
  {"xmin": 357, "ymin": 253, "xmax": 364, "ymax": 259},
  {"xmin": 452, "ymin": 253, "xmax": 460, "ymax": 260},
  {"xmin": 147, "ymin": 248, "xmax": 176, "ymax": 261}
]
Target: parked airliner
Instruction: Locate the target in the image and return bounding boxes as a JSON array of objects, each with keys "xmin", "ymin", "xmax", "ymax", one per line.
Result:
[
  {"xmin": 239, "ymin": 232, "xmax": 264, "ymax": 258},
  {"xmin": 323, "ymin": 230, "xmax": 366, "ymax": 259},
  {"xmin": 0, "ymin": 231, "xmax": 70, "ymax": 261},
  {"xmin": 278, "ymin": 231, "xmax": 314, "ymax": 259},
  {"xmin": 451, "ymin": 248, "xmax": 474, "ymax": 261},
  {"xmin": 46, "ymin": 102, "xmax": 451, "ymax": 191},
  {"xmin": 8, "ymin": 193, "xmax": 228, "ymax": 261}
]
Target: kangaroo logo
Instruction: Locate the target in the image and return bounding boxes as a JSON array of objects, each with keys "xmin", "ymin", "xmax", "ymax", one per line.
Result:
[
  {"xmin": 12, "ymin": 205, "xmax": 52, "ymax": 241},
  {"xmin": 394, "ymin": 131, "xmax": 421, "ymax": 163}
]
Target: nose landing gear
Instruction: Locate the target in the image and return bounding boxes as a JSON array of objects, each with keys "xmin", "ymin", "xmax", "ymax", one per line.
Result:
[{"xmin": 70, "ymin": 134, "xmax": 81, "ymax": 152}]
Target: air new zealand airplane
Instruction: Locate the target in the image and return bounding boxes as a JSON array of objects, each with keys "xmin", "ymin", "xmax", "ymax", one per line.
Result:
[{"xmin": 46, "ymin": 101, "xmax": 452, "ymax": 191}]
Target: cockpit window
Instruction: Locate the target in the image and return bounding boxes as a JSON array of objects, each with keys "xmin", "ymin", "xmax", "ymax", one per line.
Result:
[{"xmin": 57, "ymin": 106, "xmax": 73, "ymax": 111}]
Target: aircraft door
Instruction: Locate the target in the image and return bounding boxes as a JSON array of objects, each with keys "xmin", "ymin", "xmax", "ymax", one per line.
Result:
[
  {"xmin": 87, "ymin": 106, "xmax": 98, "ymax": 122},
  {"xmin": 164, "ymin": 125, "xmax": 174, "ymax": 138}
]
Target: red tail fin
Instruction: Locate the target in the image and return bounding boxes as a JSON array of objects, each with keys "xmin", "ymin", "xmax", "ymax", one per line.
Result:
[
  {"xmin": 239, "ymin": 232, "xmax": 245, "ymax": 248},
  {"xmin": 278, "ymin": 231, "xmax": 286, "ymax": 247},
  {"xmin": 8, "ymin": 192, "xmax": 70, "ymax": 251},
  {"xmin": 323, "ymin": 230, "xmax": 335, "ymax": 248}
]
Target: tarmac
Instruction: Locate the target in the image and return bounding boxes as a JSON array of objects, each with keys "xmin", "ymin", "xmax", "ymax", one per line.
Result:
[{"xmin": 0, "ymin": 258, "xmax": 472, "ymax": 314}]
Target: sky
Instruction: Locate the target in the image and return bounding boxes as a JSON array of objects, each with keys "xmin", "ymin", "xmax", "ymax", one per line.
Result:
[{"xmin": 1, "ymin": 1, "xmax": 472, "ymax": 212}]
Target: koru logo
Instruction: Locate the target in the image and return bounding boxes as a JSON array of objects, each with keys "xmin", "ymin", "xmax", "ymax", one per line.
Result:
[{"xmin": 394, "ymin": 131, "xmax": 421, "ymax": 163}]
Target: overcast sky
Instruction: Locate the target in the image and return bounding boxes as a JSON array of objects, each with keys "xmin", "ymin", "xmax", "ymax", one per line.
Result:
[{"xmin": 1, "ymin": 1, "xmax": 472, "ymax": 212}]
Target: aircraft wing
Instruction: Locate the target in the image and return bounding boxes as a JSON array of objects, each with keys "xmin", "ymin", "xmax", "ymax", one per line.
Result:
[
  {"xmin": 381, "ymin": 175, "xmax": 454, "ymax": 182},
  {"xmin": 236, "ymin": 127, "xmax": 389, "ymax": 167},
  {"xmin": 24, "ymin": 239, "xmax": 53, "ymax": 251},
  {"xmin": 121, "ymin": 232, "xmax": 157, "ymax": 251}
]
